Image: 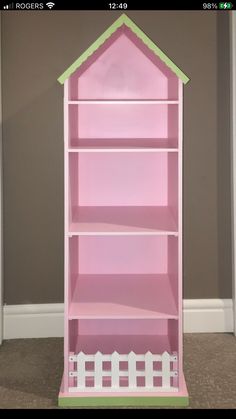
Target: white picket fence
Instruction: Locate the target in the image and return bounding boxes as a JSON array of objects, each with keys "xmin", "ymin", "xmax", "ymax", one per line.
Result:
[{"xmin": 68, "ymin": 351, "xmax": 178, "ymax": 393}]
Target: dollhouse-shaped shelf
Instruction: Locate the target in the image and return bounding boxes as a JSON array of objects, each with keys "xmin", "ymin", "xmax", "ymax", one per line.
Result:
[{"xmin": 58, "ymin": 13, "xmax": 189, "ymax": 407}]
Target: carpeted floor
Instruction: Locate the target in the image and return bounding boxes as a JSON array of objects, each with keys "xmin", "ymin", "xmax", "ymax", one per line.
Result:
[{"xmin": 0, "ymin": 334, "xmax": 236, "ymax": 409}]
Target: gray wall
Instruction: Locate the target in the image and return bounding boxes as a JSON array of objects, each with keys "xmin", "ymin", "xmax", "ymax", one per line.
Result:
[{"xmin": 1, "ymin": 11, "xmax": 231, "ymax": 304}]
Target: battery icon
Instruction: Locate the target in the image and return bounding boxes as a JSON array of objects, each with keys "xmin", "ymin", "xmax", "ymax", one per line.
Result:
[{"xmin": 219, "ymin": 2, "xmax": 233, "ymax": 8}]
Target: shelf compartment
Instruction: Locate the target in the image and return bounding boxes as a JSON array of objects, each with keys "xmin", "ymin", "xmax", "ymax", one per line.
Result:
[
  {"xmin": 68, "ymin": 29, "xmax": 178, "ymax": 101},
  {"xmin": 68, "ymin": 318, "xmax": 179, "ymax": 393},
  {"xmin": 68, "ymin": 234, "xmax": 179, "ymax": 320},
  {"xmin": 68, "ymin": 104, "xmax": 178, "ymax": 145},
  {"xmin": 69, "ymin": 138, "xmax": 178, "ymax": 151},
  {"xmin": 69, "ymin": 274, "xmax": 178, "ymax": 320},
  {"xmin": 68, "ymin": 319, "xmax": 179, "ymax": 354},
  {"xmin": 69, "ymin": 206, "xmax": 177, "ymax": 235},
  {"xmin": 68, "ymin": 152, "xmax": 179, "ymax": 233}
]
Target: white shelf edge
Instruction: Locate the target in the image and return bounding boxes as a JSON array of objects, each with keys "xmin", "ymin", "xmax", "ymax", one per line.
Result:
[
  {"xmin": 68, "ymin": 315, "xmax": 179, "ymax": 320},
  {"xmin": 67, "ymin": 148, "xmax": 179, "ymax": 153},
  {"xmin": 67, "ymin": 100, "xmax": 179, "ymax": 105},
  {"xmin": 67, "ymin": 232, "xmax": 179, "ymax": 237}
]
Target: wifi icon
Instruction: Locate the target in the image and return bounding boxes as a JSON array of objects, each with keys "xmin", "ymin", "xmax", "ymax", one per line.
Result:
[{"xmin": 46, "ymin": 2, "xmax": 55, "ymax": 9}]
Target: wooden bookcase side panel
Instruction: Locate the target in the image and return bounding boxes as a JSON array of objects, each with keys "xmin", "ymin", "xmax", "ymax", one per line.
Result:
[
  {"xmin": 64, "ymin": 79, "xmax": 69, "ymax": 391},
  {"xmin": 177, "ymin": 80, "xmax": 183, "ymax": 383}
]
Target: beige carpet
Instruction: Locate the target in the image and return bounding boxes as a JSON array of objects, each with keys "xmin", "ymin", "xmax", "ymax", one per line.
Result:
[{"xmin": 0, "ymin": 334, "xmax": 236, "ymax": 409}]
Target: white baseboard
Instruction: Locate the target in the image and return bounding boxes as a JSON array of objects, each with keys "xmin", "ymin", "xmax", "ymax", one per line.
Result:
[
  {"xmin": 3, "ymin": 299, "xmax": 234, "ymax": 339},
  {"xmin": 3, "ymin": 303, "xmax": 64, "ymax": 339},
  {"xmin": 183, "ymin": 299, "xmax": 233, "ymax": 333}
]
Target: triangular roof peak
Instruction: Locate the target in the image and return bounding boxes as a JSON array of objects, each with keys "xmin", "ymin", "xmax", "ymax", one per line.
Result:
[{"xmin": 58, "ymin": 14, "xmax": 190, "ymax": 85}]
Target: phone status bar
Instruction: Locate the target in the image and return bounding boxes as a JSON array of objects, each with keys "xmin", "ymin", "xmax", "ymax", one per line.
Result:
[{"xmin": 1, "ymin": 1, "xmax": 235, "ymax": 11}]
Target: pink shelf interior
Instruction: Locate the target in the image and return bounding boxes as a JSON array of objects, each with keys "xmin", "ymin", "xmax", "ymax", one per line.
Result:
[
  {"xmin": 74, "ymin": 334, "xmax": 173, "ymax": 355},
  {"xmin": 68, "ymin": 322, "xmax": 178, "ymax": 389},
  {"xmin": 70, "ymin": 235, "xmax": 178, "ymax": 275},
  {"xmin": 68, "ymin": 153, "xmax": 178, "ymax": 231},
  {"xmin": 68, "ymin": 26, "xmax": 178, "ymax": 100},
  {"xmin": 68, "ymin": 104, "xmax": 178, "ymax": 144},
  {"xmin": 68, "ymin": 235, "xmax": 178, "ymax": 319},
  {"xmin": 69, "ymin": 206, "xmax": 177, "ymax": 234},
  {"xmin": 68, "ymin": 319, "xmax": 178, "ymax": 354},
  {"xmin": 69, "ymin": 274, "xmax": 177, "ymax": 320}
]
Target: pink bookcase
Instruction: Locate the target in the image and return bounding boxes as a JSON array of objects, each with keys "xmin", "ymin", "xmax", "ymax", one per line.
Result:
[{"xmin": 57, "ymin": 14, "xmax": 190, "ymax": 407}]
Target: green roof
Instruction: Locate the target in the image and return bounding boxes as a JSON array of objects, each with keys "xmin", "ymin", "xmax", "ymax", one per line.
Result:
[{"xmin": 57, "ymin": 14, "xmax": 190, "ymax": 85}]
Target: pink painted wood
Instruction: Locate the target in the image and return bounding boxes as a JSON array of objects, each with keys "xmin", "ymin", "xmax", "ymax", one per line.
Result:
[
  {"xmin": 69, "ymin": 137, "xmax": 178, "ymax": 150},
  {"xmin": 73, "ymin": 334, "xmax": 174, "ymax": 354},
  {"xmin": 70, "ymin": 206, "xmax": 178, "ymax": 234},
  {"xmin": 69, "ymin": 104, "xmax": 178, "ymax": 140},
  {"xmin": 77, "ymin": 236, "xmax": 168, "ymax": 274},
  {"xmin": 177, "ymin": 80, "xmax": 183, "ymax": 389},
  {"xmin": 70, "ymin": 319, "xmax": 171, "ymax": 340},
  {"xmin": 69, "ymin": 31, "xmax": 178, "ymax": 100},
  {"xmin": 69, "ymin": 152, "xmax": 180, "ymax": 210},
  {"xmin": 69, "ymin": 274, "xmax": 178, "ymax": 320},
  {"xmin": 64, "ymin": 80, "xmax": 69, "ymax": 391},
  {"xmin": 62, "ymin": 24, "xmax": 185, "ymax": 399},
  {"xmin": 72, "ymin": 319, "xmax": 170, "ymax": 337}
]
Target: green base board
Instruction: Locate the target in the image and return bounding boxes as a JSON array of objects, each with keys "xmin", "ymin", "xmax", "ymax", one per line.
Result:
[{"xmin": 58, "ymin": 396, "xmax": 189, "ymax": 407}]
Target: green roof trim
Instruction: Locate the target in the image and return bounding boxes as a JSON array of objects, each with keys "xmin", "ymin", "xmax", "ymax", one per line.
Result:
[{"xmin": 57, "ymin": 14, "xmax": 190, "ymax": 85}]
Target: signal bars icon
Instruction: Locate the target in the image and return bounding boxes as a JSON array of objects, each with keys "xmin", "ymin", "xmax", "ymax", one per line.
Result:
[{"xmin": 3, "ymin": 3, "xmax": 13, "ymax": 8}]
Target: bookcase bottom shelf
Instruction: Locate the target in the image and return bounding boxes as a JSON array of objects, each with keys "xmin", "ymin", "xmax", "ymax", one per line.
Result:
[
  {"xmin": 66, "ymin": 332, "xmax": 180, "ymax": 395},
  {"xmin": 58, "ymin": 372, "xmax": 189, "ymax": 407}
]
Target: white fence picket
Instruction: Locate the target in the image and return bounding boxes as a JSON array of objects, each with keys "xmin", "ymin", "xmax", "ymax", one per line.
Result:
[
  {"xmin": 145, "ymin": 351, "xmax": 153, "ymax": 388},
  {"xmin": 94, "ymin": 351, "xmax": 103, "ymax": 388},
  {"xmin": 162, "ymin": 351, "xmax": 171, "ymax": 388},
  {"xmin": 128, "ymin": 351, "xmax": 137, "ymax": 388},
  {"xmin": 77, "ymin": 352, "xmax": 86, "ymax": 389},
  {"xmin": 111, "ymin": 351, "xmax": 120, "ymax": 388}
]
